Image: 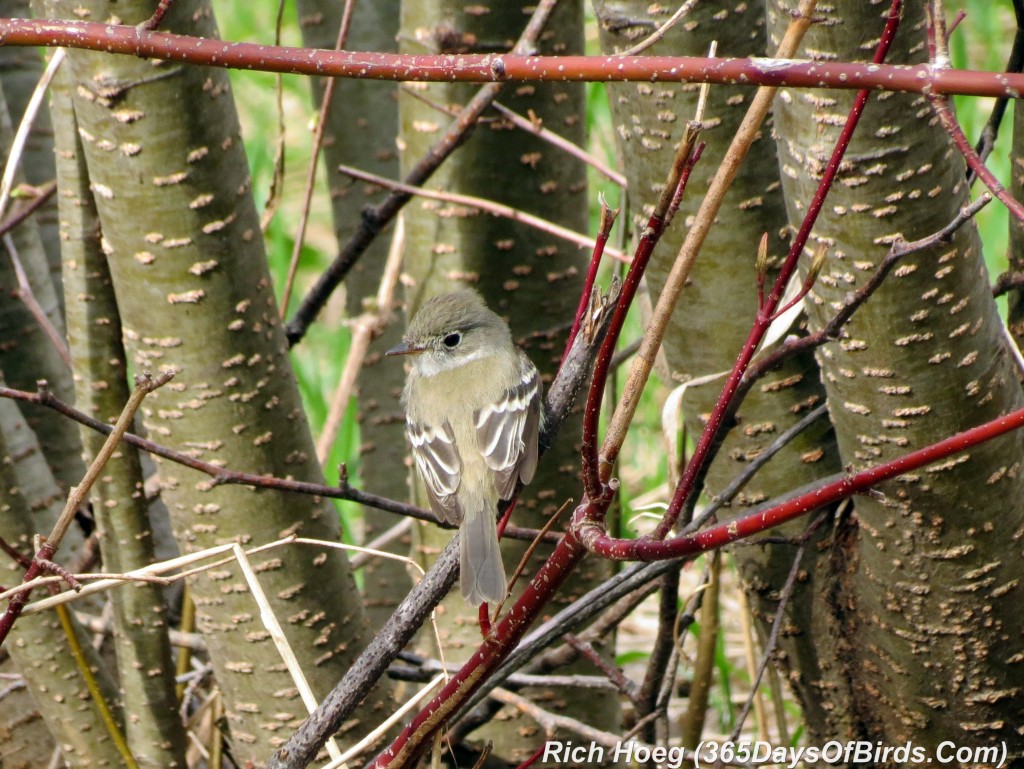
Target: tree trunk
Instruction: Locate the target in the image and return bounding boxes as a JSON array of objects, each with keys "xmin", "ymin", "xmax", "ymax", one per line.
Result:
[
  {"xmin": 45, "ymin": 0, "xmax": 394, "ymax": 759},
  {"xmin": 55, "ymin": 65, "xmax": 188, "ymax": 767}
]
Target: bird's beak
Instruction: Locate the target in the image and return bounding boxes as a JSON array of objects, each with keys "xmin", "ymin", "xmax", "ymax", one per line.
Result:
[{"xmin": 385, "ymin": 339, "xmax": 426, "ymax": 356}]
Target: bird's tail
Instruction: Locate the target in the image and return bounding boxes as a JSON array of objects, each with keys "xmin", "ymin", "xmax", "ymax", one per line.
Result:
[{"xmin": 460, "ymin": 506, "xmax": 506, "ymax": 605}]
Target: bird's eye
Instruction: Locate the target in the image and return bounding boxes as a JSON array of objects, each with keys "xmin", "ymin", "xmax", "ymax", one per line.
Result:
[{"xmin": 442, "ymin": 332, "xmax": 461, "ymax": 349}]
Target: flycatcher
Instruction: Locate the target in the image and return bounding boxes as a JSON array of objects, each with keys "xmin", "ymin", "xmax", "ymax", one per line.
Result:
[{"xmin": 387, "ymin": 290, "xmax": 543, "ymax": 605}]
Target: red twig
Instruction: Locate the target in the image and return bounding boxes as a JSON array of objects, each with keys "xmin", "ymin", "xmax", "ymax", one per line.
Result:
[
  {"xmin": 367, "ymin": 532, "xmax": 589, "ymax": 769},
  {"xmin": 564, "ymin": 633, "xmax": 638, "ymax": 703},
  {"xmin": 926, "ymin": 2, "xmax": 1024, "ymax": 224},
  {"xmin": 564, "ymin": 199, "xmax": 617, "ymax": 359},
  {"xmin": 3, "ymin": 19, "xmax": 1024, "ymax": 98},
  {"xmin": 0, "ymin": 536, "xmax": 30, "ymax": 569},
  {"xmin": 968, "ymin": 1, "xmax": 1024, "ymax": 181},
  {"xmin": 579, "ymin": 128, "xmax": 703, "ymax": 502},
  {"xmin": 514, "ymin": 743, "xmax": 545, "ymax": 769},
  {"xmin": 0, "ymin": 541, "xmax": 56, "ymax": 641},
  {"xmin": 768, "ymin": 242, "xmax": 827, "ymax": 322},
  {"xmin": 138, "ymin": 0, "xmax": 175, "ymax": 30},
  {"xmin": 34, "ymin": 558, "xmax": 82, "ymax": 592},
  {"xmin": 577, "ymin": 404, "xmax": 1024, "ymax": 561},
  {"xmin": 477, "ymin": 604, "xmax": 492, "ymax": 637}
]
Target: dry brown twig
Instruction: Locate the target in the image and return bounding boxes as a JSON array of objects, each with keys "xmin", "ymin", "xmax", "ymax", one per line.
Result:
[
  {"xmin": 398, "ymin": 85, "xmax": 627, "ymax": 187},
  {"xmin": 489, "ymin": 687, "xmax": 652, "ymax": 751},
  {"xmin": 315, "ymin": 216, "xmax": 405, "ymax": 462},
  {"xmin": 335, "ymin": 164, "xmax": 627, "ymax": 262},
  {"xmin": 0, "ymin": 371, "xmax": 174, "ymax": 643},
  {"xmin": 489, "ymin": 101, "xmax": 627, "ymax": 186},
  {"xmin": 279, "ymin": 0, "xmax": 359, "ymax": 315},
  {"xmin": 616, "ymin": 0, "xmax": 701, "ymax": 57}
]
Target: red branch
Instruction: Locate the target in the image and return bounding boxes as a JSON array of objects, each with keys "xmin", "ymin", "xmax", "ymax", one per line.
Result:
[
  {"xmin": 580, "ymin": 138, "xmax": 703, "ymax": 501},
  {"xmin": 578, "ymin": 405, "xmax": 1024, "ymax": 560},
  {"xmin": 368, "ymin": 533, "xmax": 588, "ymax": 768},
  {"xmin": 564, "ymin": 201, "xmax": 616, "ymax": 360},
  {"xmin": 2, "ymin": 18, "xmax": 1024, "ymax": 98},
  {"xmin": 0, "ymin": 542, "xmax": 55, "ymax": 640}
]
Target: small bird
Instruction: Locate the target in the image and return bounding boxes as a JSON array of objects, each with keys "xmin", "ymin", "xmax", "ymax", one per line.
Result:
[{"xmin": 387, "ymin": 290, "xmax": 543, "ymax": 605}]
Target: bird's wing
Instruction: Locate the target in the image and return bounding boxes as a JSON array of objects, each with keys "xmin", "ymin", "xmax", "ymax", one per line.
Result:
[
  {"xmin": 474, "ymin": 353, "xmax": 542, "ymax": 500},
  {"xmin": 408, "ymin": 418, "xmax": 462, "ymax": 523}
]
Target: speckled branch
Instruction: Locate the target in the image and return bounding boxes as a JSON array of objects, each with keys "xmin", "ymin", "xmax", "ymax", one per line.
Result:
[
  {"xmin": 0, "ymin": 381, "xmax": 442, "ymax": 523},
  {"xmin": 4, "ymin": 18, "xmax": 1024, "ymax": 98}
]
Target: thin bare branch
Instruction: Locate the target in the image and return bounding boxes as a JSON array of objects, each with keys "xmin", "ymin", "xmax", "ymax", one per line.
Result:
[
  {"xmin": 279, "ymin": 0, "xmax": 358, "ymax": 316},
  {"xmin": 2, "ymin": 234, "xmax": 70, "ymax": 367},
  {"xmin": 491, "ymin": 102, "xmax": 627, "ymax": 186},
  {"xmin": 926, "ymin": 3, "xmax": 1024, "ymax": 224},
  {"xmin": 0, "ymin": 48, "xmax": 64, "ymax": 220},
  {"xmin": 0, "ymin": 372, "xmax": 173, "ymax": 643},
  {"xmin": 0, "ymin": 181, "xmax": 56, "ymax": 238},
  {"xmin": 335, "ymin": 164, "xmax": 626, "ymax": 261},
  {"xmin": 0, "ymin": 381, "xmax": 445, "ymax": 525},
  {"xmin": 616, "ymin": 0, "xmax": 701, "ymax": 57}
]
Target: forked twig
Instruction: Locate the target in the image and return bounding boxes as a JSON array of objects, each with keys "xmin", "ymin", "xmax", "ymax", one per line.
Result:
[
  {"xmin": 927, "ymin": 1, "xmax": 1024, "ymax": 224},
  {"xmin": 0, "ymin": 372, "xmax": 173, "ymax": 643}
]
